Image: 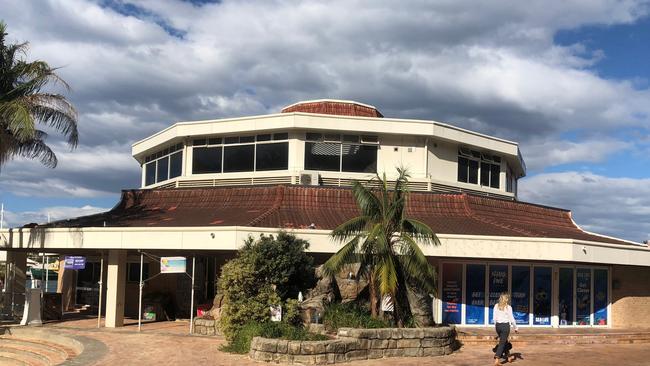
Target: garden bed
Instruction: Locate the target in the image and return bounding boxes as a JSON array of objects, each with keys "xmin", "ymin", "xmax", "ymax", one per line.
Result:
[{"xmin": 249, "ymin": 326, "xmax": 457, "ymax": 364}]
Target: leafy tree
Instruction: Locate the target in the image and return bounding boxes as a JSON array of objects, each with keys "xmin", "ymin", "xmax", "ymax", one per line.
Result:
[
  {"xmin": 323, "ymin": 168, "xmax": 440, "ymax": 327},
  {"xmin": 0, "ymin": 21, "xmax": 78, "ymax": 169},
  {"xmin": 218, "ymin": 232, "xmax": 316, "ymax": 340}
]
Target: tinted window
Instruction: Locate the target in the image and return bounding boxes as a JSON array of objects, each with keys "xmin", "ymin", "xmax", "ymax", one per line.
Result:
[
  {"xmin": 305, "ymin": 142, "xmax": 340, "ymax": 171},
  {"xmin": 256, "ymin": 142, "xmax": 288, "ymax": 171},
  {"xmin": 490, "ymin": 164, "xmax": 500, "ymax": 189},
  {"xmin": 342, "ymin": 144, "xmax": 377, "ymax": 173},
  {"xmin": 157, "ymin": 156, "xmax": 169, "ymax": 182},
  {"xmin": 145, "ymin": 162, "xmax": 156, "ymax": 185},
  {"xmin": 458, "ymin": 157, "xmax": 468, "ymax": 183},
  {"xmin": 192, "ymin": 147, "xmax": 222, "ymax": 174},
  {"xmin": 169, "ymin": 152, "xmax": 182, "ymax": 178},
  {"xmin": 468, "ymin": 160, "xmax": 479, "ymax": 184},
  {"xmin": 273, "ymin": 132, "xmax": 288, "ymax": 140},
  {"xmin": 223, "ymin": 144, "xmax": 255, "ymax": 172},
  {"xmin": 480, "ymin": 162, "xmax": 490, "ymax": 186}
]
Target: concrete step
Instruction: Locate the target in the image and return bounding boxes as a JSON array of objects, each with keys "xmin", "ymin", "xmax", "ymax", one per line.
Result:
[
  {"xmin": 0, "ymin": 346, "xmax": 51, "ymax": 366},
  {"xmin": 0, "ymin": 349, "xmax": 48, "ymax": 366},
  {"xmin": 0, "ymin": 337, "xmax": 74, "ymax": 365},
  {"xmin": 0, "ymin": 355, "xmax": 27, "ymax": 366}
]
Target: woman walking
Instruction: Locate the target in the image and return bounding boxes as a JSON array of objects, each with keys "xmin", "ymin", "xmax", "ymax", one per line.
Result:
[{"xmin": 493, "ymin": 292, "xmax": 518, "ymax": 365}]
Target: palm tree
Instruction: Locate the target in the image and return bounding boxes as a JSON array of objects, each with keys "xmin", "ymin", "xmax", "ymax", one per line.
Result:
[
  {"xmin": 0, "ymin": 21, "xmax": 78, "ymax": 169},
  {"xmin": 323, "ymin": 168, "xmax": 440, "ymax": 327}
]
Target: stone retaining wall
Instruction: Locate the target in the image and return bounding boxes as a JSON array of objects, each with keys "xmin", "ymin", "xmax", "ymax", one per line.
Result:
[
  {"xmin": 192, "ymin": 317, "xmax": 220, "ymax": 336},
  {"xmin": 250, "ymin": 326, "xmax": 456, "ymax": 364}
]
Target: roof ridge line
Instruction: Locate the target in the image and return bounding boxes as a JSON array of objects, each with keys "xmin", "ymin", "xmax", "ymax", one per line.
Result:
[{"xmin": 247, "ymin": 185, "xmax": 285, "ymax": 227}]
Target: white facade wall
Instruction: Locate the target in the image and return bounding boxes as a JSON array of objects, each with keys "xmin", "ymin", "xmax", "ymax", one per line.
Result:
[{"xmin": 134, "ymin": 112, "xmax": 525, "ymax": 198}]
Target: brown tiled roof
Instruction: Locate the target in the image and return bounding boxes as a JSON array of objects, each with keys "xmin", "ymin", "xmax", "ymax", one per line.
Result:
[
  {"xmin": 44, "ymin": 185, "xmax": 635, "ymax": 246},
  {"xmin": 281, "ymin": 100, "xmax": 383, "ymax": 118}
]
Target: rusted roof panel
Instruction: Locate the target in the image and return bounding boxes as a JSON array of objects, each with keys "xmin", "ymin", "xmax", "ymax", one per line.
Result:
[{"xmin": 43, "ymin": 185, "xmax": 635, "ymax": 246}]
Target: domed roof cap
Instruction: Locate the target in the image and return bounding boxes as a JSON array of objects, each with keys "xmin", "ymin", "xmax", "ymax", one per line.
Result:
[{"xmin": 281, "ymin": 99, "xmax": 383, "ymax": 118}]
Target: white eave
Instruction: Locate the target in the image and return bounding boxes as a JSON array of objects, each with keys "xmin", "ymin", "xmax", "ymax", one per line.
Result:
[{"xmin": 131, "ymin": 112, "xmax": 525, "ymax": 175}]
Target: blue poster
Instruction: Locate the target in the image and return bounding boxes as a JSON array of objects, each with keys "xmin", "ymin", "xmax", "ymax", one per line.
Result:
[
  {"xmin": 576, "ymin": 268, "xmax": 591, "ymax": 325},
  {"xmin": 465, "ymin": 264, "xmax": 486, "ymax": 325},
  {"xmin": 488, "ymin": 265, "xmax": 508, "ymax": 324},
  {"xmin": 442, "ymin": 263, "xmax": 463, "ymax": 324},
  {"xmin": 533, "ymin": 267, "xmax": 552, "ymax": 325},
  {"xmin": 64, "ymin": 256, "xmax": 86, "ymax": 270},
  {"xmin": 594, "ymin": 269, "xmax": 608, "ymax": 325},
  {"xmin": 559, "ymin": 268, "xmax": 574, "ymax": 325},
  {"xmin": 511, "ymin": 266, "xmax": 530, "ymax": 325}
]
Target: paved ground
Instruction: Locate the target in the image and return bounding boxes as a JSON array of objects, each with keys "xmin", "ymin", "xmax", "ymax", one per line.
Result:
[{"xmin": 43, "ymin": 318, "xmax": 650, "ymax": 365}]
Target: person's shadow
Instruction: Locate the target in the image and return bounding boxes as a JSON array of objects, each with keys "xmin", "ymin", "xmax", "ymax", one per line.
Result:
[{"xmin": 509, "ymin": 352, "xmax": 524, "ymax": 362}]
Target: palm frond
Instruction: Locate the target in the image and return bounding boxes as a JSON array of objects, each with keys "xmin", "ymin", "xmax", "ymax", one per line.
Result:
[
  {"xmin": 377, "ymin": 254, "xmax": 398, "ymax": 296},
  {"xmin": 322, "ymin": 236, "xmax": 361, "ymax": 278},
  {"xmin": 402, "ymin": 218, "xmax": 441, "ymax": 246},
  {"xmin": 331, "ymin": 216, "xmax": 371, "ymax": 243},
  {"xmin": 351, "ymin": 180, "xmax": 381, "ymax": 218},
  {"xmin": 397, "ymin": 233, "xmax": 437, "ymax": 295}
]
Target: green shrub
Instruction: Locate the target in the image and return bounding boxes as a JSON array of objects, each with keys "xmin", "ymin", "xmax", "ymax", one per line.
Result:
[
  {"xmin": 259, "ymin": 322, "xmax": 328, "ymax": 341},
  {"xmin": 220, "ymin": 322, "xmax": 328, "ymax": 354},
  {"xmin": 322, "ymin": 302, "xmax": 389, "ymax": 331},
  {"xmin": 219, "ymin": 322, "xmax": 263, "ymax": 354},
  {"xmin": 218, "ymin": 232, "xmax": 316, "ymax": 342},
  {"xmin": 283, "ymin": 299, "xmax": 303, "ymax": 327}
]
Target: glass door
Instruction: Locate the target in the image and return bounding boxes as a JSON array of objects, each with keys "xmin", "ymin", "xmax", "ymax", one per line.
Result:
[
  {"xmin": 558, "ymin": 267, "xmax": 574, "ymax": 326},
  {"xmin": 576, "ymin": 268, "xmax": 592, "ymax": 325},
  {"xmin": 511, "ymin": 266, "xmax": 531, "ymax": 325},
  {"xmin": 533, "ymin": 266, "xmax": 552, "ymax": 325}
]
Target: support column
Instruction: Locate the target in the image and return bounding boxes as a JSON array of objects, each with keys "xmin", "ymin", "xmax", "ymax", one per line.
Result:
[
  {"xmin": 2, "ymin": 251, "xmax": 26, "ymax": 317},
  {"xmin": 105, "ymin": 250, "xmax": 127, "ymax": 328},
  {"xmin": 57, "ymin": 256, "xmax": 77, "ymax": 311}
]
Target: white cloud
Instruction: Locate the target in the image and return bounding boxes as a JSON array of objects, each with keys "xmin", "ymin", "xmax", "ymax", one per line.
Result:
[
  {"xmin": 524, "ymin": 139, "xmax": 633, "ymax": 171},
  {"xmin": 0, "ymin": 0, "xmax": 649, "ymax": 231},
  {"xmin": 1, "ymin": 205, "xmax": 109, "ymax": 228},
  {"xmin": 519, "ymin": 171, "xmax": 650, "ymax": 242}
]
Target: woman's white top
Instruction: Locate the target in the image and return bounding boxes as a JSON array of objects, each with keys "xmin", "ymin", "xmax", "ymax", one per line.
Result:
[{"xmin": 493, "ymin": 304, "xmax": 518, "ymax": 330}]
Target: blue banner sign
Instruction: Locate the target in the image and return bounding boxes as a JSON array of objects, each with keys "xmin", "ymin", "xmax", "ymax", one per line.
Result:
[
  {"xmin": 64, "ymin": 256, "xmax": 86, "ymax": 270},
  {"xmin": 488, "ymin": 265, "xmax": 508, "ymax": 324},
  {"xmin": 465, "ymin": 264, "xmax": 486, "ymax": 325},
  {"xmin": 593, "ymin": 269, "xmax": 608, "ymax": 325},
  {"xmin": 511, "ymin": 266, "xmax": 530, "ymax": 324},
  {"xmin": 442, "ymin": 263, "xmax": 463, "ymax": 324}
]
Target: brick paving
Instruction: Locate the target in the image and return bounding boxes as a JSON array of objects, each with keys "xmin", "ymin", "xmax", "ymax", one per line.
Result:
[{"xmin": 43, "ymin": 318, "xmax": 650, "ymax": 365}]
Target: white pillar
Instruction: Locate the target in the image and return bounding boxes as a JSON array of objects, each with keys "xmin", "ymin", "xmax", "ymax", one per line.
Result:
[{"xmin": 105, "ymin": 250, "xmax": 127, "ymax": 328}]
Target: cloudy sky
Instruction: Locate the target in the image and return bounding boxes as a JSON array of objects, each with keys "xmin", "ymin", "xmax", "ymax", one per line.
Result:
[{"xmin": 0, "ymin": 0, "xmax": 649, "ymax": 242}]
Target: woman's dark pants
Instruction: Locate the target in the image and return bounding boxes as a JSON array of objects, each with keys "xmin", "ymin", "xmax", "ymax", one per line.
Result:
[{"xmin": 494, "ymin": 322, "xmax": 510, "ymax": 360}]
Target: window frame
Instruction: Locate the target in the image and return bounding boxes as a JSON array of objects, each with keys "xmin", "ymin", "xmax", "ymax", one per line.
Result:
[
  {"xmin": 144, "ymin": 143, "xmax": 184, "ymax": 185},
  {"xmin": 457, "ymin": 148, "xmax": 501, "ymax": 189},
  {"xmin": 191, "ymin": 133, "xmax": 290, "ymax": 175},
  {"xmin": 304, "ymin": 133, "xmax": 379, "ymax": 173}
]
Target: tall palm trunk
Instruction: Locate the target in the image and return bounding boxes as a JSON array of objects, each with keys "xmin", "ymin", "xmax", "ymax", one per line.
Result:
[{"xmin": 369, "ymin": 272, "xmax": 378, "ymax": 317}]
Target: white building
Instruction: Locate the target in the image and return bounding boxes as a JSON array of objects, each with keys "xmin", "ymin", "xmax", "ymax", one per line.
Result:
[{"xmin": 1, "ymin": 99, "xmax": 649, "ymax": 329}]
